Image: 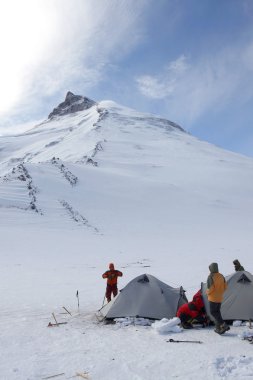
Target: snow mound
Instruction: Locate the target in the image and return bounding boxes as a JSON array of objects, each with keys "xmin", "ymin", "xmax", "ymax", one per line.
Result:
[
  {"xmin": 233, "ymin": 320, "xmax": 243, "ymax": 327},
  {"xmin": 152, "ymin": 317, "xmax": 182, "ymax": 334},
  {"xmin": 238, "ymin": 330, "xmax": 253, "ymax": 339},
  {"xmin": 114, "ymin": 317, "xmax": 152, "ymax": 326}
]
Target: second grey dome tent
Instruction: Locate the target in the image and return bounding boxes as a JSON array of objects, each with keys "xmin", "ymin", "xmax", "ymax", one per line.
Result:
[{"xmin": 201, "ymin": 271, "xmax": 253, "ymax": 321}]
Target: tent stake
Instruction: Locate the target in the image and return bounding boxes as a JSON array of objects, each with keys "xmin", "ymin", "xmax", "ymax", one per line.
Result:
[
  {"xmin": 52, "ymin": 313, "xmax": 58, "ymax": 324},
  {"xmin": 42, "ymin": 373, "xmax": 65, "ymax": 379},
  {"xmin": 76, "ymin": 290, "xmax": 80, "ymax": 311},
  {"xmin": 63, "ymin": 306, "xmax": 72, "ymax": 316}
]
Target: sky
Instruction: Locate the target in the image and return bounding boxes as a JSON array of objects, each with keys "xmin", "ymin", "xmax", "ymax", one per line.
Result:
[{"xmin": 0, "ymin": 0, "xmax": 253, "ymax": 157}]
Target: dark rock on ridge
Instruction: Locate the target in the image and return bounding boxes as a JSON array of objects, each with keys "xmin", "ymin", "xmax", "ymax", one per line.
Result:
[{"xmin": 48, "ymin": 91, "xmax": 96, "ymax": 119}]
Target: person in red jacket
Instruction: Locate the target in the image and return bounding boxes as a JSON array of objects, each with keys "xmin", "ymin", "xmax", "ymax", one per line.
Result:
[
  {"xmin": 177, "ymin": 289, "xmax": 208, "ymax": 329},
  {"xmin": 102, "ymin": 263, "xmax": 123, "ymax": 303}
]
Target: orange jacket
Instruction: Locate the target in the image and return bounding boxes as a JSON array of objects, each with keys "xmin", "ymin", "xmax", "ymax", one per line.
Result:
[
  {"xmin": 206, "ymin": 272, "xmax": 227, "ymax": 303},
  {"xmin": 102, "ymin": 269, "xmax": 123, "ymax": 286}
]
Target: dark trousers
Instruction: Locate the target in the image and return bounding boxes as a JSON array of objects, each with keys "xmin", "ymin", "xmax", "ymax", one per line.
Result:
[
  {"xmin": 209, "ymin": 301, "xmax": 224, "ymax": 328},
  {"xmin": 179, "ymin": 313, "xmax": 192, "ymax": 324},
  {"xmin": 179, "ymin": 312, "xmax": 206, "ymax": 325},
  {"xmin": 106, "ymin": 284, "xmax": 118, "ymax": 302}
]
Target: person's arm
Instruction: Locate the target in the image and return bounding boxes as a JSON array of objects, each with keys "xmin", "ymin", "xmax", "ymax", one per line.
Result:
[
  {"xmin": 102, "ymin": 271, "xmax": 109, "ymax": 279},
  {"xmin": 117, "ymin": 270, "xmax": 123, "ymax": 277},
  {"xmin": 206, "ymin": 274, "xmax": 214, "ymax": 295},
  {"xmin": 206, "ymin": 285, "xmax": 215, "ymax": 296}
]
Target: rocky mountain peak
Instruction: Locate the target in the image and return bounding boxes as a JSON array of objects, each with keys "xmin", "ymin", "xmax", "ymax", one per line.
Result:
[{"xmin": 48, "ymin": 92, "xmax": 96, "ymax": 119}]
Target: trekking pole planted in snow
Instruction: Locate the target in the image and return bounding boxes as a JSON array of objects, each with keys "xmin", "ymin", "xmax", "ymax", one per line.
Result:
[{"xmin": 76, "ymin": 290, "xmax": 80, "ymax": 311}]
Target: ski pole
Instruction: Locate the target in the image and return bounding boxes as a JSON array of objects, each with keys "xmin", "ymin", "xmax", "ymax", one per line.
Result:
[{"xmin": 166, "ymin": 338, "xmax": 203, "ymax": 344}]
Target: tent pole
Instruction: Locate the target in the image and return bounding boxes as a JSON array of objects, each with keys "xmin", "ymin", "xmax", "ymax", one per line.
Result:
[{"xmin": 101, "ymin": 293, "xmax": 106, "ymax": 308}]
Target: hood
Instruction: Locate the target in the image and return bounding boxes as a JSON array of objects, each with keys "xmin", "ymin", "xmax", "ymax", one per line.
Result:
[{"xmin": 209, "ymin": 262, "xmax": 219, "ymax": 273}]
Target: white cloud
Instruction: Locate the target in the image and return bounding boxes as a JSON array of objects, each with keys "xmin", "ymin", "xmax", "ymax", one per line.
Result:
[
  {"xmin": 136, "ymin": 75, "xmax": 174, "ymax": 99},
  {"xmin": 136, "ymin": 43, "xmax": 253, "ymax": 126},
  {"xmin": 167, "ymin": 55, "xmax": 188, "ymax": 72},
  {"xmin": 0, "ymin": 0, "xmax": 149, "ymax": 121},
  {"xmin": 137, "ymin": 55, "xmax": 188, "ymax": 99},
  {"xmin": 0, "ymin": 0, "xmax": 56, "ymax": 113}
]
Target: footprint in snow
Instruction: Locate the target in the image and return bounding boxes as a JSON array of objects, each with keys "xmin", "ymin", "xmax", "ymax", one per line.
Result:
[{"xmin": 214, "ymin": 356, "xmax": 253, "ymax": 377}]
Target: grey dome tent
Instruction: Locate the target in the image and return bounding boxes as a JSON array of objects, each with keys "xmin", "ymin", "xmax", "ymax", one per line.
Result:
[
  {"xmin": 99, "ymin": 274, "xmax": 187, "ymax": 320},
  {"xmin": 201, "ymin": 271, "xmax": 253, "ymax": 321}
]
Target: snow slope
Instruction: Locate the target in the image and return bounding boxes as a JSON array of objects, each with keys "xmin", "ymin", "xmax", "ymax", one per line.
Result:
[{"xmin": 0, "ymin": 94, "xmax": 253, "ymax": 379}]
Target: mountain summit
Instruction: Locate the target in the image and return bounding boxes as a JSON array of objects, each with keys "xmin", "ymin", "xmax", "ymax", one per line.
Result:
[{"xmin": 48, "ymin": 91, "xmax": 96, "ymax": 119}]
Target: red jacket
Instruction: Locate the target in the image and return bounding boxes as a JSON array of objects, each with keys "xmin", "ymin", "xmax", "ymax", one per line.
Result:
[
  {"xmin": 102, "ymin": 269, "xmax": 123, "ymax": 286},
  {"xmin": 177, "ymin": 290, "xmax": 205, "ymax": 319}
]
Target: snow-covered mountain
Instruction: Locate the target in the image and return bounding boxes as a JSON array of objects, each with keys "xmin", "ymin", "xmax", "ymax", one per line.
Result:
[
  {"xmin": 1, "ymin": 93, "xmax": 253, "ymax": 379},
  {"xmin": 1, "ymin": 91, "xmax": 252, "ymax": 240}
]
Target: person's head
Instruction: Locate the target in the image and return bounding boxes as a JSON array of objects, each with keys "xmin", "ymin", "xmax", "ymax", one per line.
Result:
[
  {"xmin": 109, "ymin": 263, "xmax": 114, "ymax": 270},
  {"xmin": 233, "ymin": 259, "xmax": 241, "ymax": 270},
  {"xmin": 209, "ymin": 262, "xmax": 219, "ymax": 273}
]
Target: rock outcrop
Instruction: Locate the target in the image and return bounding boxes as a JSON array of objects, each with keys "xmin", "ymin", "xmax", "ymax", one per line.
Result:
[{"xmin": 48, "ymin": 91, "xmax": 96, "ymax": 119}]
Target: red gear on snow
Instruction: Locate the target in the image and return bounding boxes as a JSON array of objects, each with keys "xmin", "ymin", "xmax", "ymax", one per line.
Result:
[{"xmin": 177, "ymin": 289, "xmax": 206, "ymax": 325}]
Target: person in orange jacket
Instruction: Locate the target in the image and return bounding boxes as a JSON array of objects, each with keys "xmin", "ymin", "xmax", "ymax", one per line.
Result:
[
  {"xmin": 206, "ymin": 262, "xmax": 229, "ymax": 335},
  {"xmin": 102, "ymin": 263, "xmax": 123, "ymax": 302}
]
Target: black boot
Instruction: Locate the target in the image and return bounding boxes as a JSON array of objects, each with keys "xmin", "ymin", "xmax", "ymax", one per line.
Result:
[
  {"xmin": 219, "ymin": 323, "xmax": 230, "ymax": 334},
  {"xmin": 181, "ymin": 322, "xmax": 193, "ymax": 329}
]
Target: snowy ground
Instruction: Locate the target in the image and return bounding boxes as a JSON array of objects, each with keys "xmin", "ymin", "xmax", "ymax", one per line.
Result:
[
  {"xmin": 1, "ymin": 99, "xmax": 253, "ymax": 379},
  {"xmin": 1, "ymin": 248, "xmax": 253, "ymax": 380}
]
